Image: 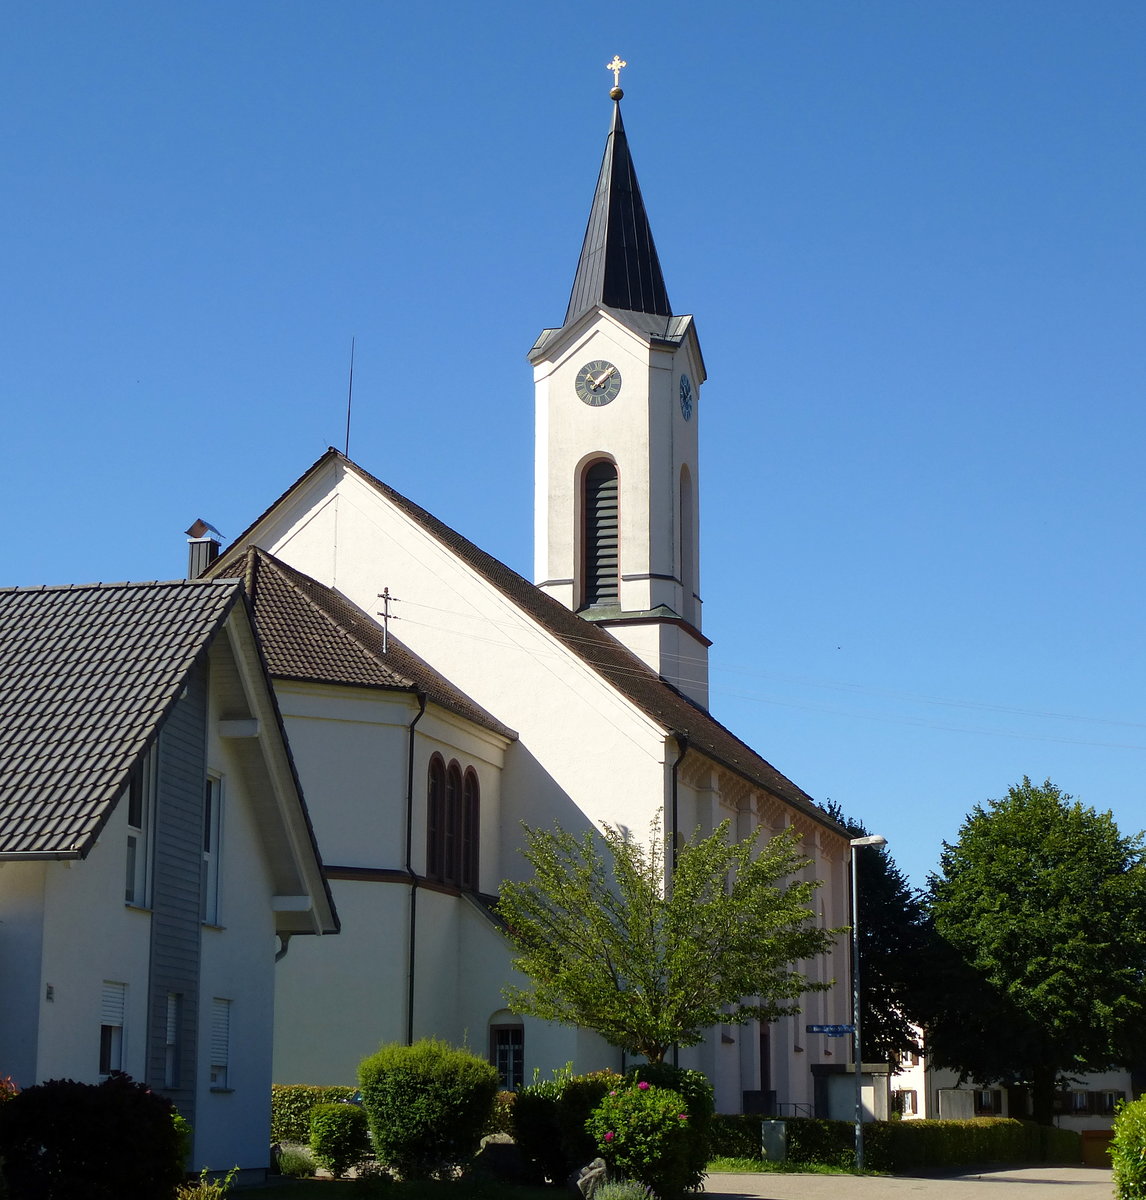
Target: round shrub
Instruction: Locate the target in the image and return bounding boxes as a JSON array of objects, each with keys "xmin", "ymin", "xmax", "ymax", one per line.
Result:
[
  {"xmin": 587, "ymin": 1082, "xmax": 698, "ymax": 1199},
  {"xmin": 271, "ymin": 1083, "xmax": 358, "ymax": 1143},
  {"xmin": 626, "ymin": 1063, "xmax": 712, "ymax": 1180},
  {"xmin": 310, "ymin": 1102, "xmax": 371, "ymax": 1178},
  {"xmin": 358, "ymin": 1039, "xmax": 498, "ymax": 1180},
  {"xmin": 0, "ymin": 1073, "xmax": 183, "ymax": 1200},
  {"xmin": 1113, "ymin": 1095, "xmax": 1146, "ymax": 1199},
  {"xmin": 556, "ymin": 1069, "xmax": 622, "ymax": 1172}
]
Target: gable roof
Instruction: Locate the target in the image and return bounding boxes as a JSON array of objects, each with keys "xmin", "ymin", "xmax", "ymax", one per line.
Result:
[
  {"xmin": 0, "ymin": 579, "xmax": 240, "ymax": 858},
  {"xmin": 213, "ymin": 450, "xmax": 845, "ymax": 837},
  {"xmin": 236, "ymin": 547, "xmax": 515, "ymax": 741}
]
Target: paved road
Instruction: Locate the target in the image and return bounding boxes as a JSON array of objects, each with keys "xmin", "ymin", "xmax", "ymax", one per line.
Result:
[{"xmin": 703, "ymin": 1166, "xmax": 1114, "ymax": 1199}]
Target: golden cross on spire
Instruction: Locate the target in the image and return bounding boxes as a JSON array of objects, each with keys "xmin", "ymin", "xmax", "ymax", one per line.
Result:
[{"xmin": 606, "ymin": 55, "xmax": 627, "ymax": 97}]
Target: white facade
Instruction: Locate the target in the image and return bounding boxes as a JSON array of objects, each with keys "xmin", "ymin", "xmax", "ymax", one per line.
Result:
[{"xmin": 0, "ymin": 596, "xmax": 335, "ymax": 1179}]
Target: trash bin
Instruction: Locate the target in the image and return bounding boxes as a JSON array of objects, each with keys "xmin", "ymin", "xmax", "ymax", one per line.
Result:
[{"xmin": 760, "ymin": 1119, "xmax": 787, "ymax": 1163}]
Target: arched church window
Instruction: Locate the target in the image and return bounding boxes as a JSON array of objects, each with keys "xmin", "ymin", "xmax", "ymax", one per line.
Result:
[
  {"xmin": 427, "ymin": 755, "xmax": 446, "ymax": 879},
  {"xmin": 461, "ymin": 768, "xmax": 480, "ymax": 891},
  {"xmin": 583, "ymin": 459, "xmax": 619, "ymax": 608},
  {"xmin": 427, "ymin": 756, "xmax": 479, "ymax": 891}
]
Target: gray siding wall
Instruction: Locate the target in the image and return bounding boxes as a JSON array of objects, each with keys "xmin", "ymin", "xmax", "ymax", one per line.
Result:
[{"xmin": 147, "ymin": 663, "xmax": 208, "ymax": 1127}]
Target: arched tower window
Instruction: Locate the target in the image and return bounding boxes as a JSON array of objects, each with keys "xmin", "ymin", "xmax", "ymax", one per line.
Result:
[{"xmin": 582, "ymin": 459, "xmax": 619, "ymax": 608}]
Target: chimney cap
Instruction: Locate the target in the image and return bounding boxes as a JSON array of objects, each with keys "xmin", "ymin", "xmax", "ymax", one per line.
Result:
[{"xmin": 185, "ymin": 518, "xmax": 223, "ymax": 540}]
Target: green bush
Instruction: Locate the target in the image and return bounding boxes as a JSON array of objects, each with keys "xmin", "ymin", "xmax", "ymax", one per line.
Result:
[
  {"xmin": 596, "ymin": 1183, "xmax": 653, "ymax": 1199},
  {"xmin": 271, "ymin": 1084, "xmax": 358, "ymax": 1143},
  {"xmin": 1113, "ymin": 1096, "xmax": 1146, "ymax": 1199},
  {"xmin": 556, "ymin": 1070, "xmax": 622, "ymax": 1172},
  {"xmin": 310, "ymin": 1102, "xmax": 372, "ymax": 1179},
  {"xmin": 511, "ymin": 1065, "xmax": 573, "ymax": 1184},
  {"xmin": 0, "ymin": 1073, "xmax": 183, "ymax": 1200},
  {"xmin": 626, "ymin": 1063, "xmax": 712, "ymax": 1182},
  {"xmin": 174, "ymin": 1166, "xmax": 238, "ymax": 1199},
  {"xmin": 489, "ymin": 1090, "xmax": 516, "ymax": 1135},
  {"xmin": 710, "ymin": 1113, "xmax": 765, "ymax": 1160},
  {"xmin": 273, "ymin": 1146, "xmax": 315, "ymax": 1178},
  {"xmin": 358, "ymin": 1039, "xmax": 499, "ymax": 1180},
  {"xmin": 587, "ymin": 1082, "xmax": 698, "ymax": 1199}
]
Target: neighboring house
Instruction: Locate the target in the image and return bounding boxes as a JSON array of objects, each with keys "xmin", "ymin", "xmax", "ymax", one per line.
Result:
[
  {"xmin": 892, "ymin": 1056, "xmax": 1142, "ymax": 1131},
  {"xmin": 0, "ymin": 578, "xmax": 338, "ymax": 1179},
  {"xmin": 195, "ymin": 89, "xmax": 854, "ymax": 1118}
]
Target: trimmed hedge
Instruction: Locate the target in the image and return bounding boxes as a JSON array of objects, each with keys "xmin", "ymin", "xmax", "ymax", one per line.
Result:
[
  {"xmin": 1112, "ymin": 1096, "xmax": 1146, "ymax": 1199},
  {"xmin": 309, "ymin": 1102, "xmax": 371, "ymax": 1179},
  {"xmin": 709, "ymin": 1114, "xmax": 1081, "ymax": 1170},
  {"xmin": 271, "ymin": 1084, "xmax": 357, "ymax": 1143},
  {"xmin": 358, "ymin": 1039, "xmax": 499, "ymax": 1180}
]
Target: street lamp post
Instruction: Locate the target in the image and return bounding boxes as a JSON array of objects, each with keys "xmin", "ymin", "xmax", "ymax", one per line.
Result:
[{"xmin": 849, "ymin": 834, "xmax": 887, "ymax": 1172}]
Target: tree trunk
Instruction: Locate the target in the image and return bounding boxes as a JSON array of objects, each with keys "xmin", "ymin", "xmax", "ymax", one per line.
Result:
[{"xmin": 1030, "ymin": 1064, "xmax": 1056, "ymax": 1126}]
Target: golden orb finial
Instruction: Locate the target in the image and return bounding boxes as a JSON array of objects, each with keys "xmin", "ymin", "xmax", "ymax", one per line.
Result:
[{"xmin": 606, "ymin": 55, "xmax": 626, "ymax": 100}]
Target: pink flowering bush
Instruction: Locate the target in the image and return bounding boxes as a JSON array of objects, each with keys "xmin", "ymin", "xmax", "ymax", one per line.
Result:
[{"xmin": 587, "ymin": 1082, "xmax": 701, "ymax": 1198}]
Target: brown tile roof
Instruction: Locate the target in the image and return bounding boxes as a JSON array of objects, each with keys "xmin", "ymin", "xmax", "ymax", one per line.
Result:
[
  {"xmin": 0, "ymin": 579, "xmax": 240, "ymax": 857},
  {"xmin": 215, "ymin": 449, "xmax": 844, "ymax": 834},
  {"xmin": 236, "ymin": 548, "xmax": 515, "ymax": 741}
]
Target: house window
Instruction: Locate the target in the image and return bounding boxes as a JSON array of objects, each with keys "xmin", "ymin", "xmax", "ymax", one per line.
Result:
[
  {"xmin": 210, "ymin": 998, "xmax": 231, "ymax": 1090},
  {"xmin": 582, "ymin": 459, "xmax": 619, "ymax": 607},
  {"xmin": 202, "ymin": 776, "xmax": 222, "ymax": 924},
  {"xmin": 164, "ymin": 992, "xmax": 182, "ymax": 1088},
  {"xmin": 974, "ymin": 1089, "xmax": 1002, "ymax": 1116},
  {"xmin": 426, "ymin": 757, "xmax": 479, "ymax": 890},
  {"xmin": 1099, "ymin": 1091, "xmax": 1124, "ymax": 1115},
  {"xmin": 491, "ymin": 1024, "xmax": 524, "ymax": 1091},
  {"xmin": 100, "ymin": 981, "xmax": 126, "ymax": 1075},
  {"xmin": 124, "ymin": 749, "xmax": 157, "ymax": 906},
  {"xmin": 891, "ymin": 1089, "xmax": 918, "ymax": 1116}
]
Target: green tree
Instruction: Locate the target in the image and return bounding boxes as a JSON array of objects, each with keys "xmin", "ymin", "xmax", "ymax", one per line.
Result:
[
  {"xmin": 922, "ymin": 777, "xmax": 1146, "ymax": 1125},
  {"xmin": 823, "ymin": 802, "xmax": 927, "ymax": 1064},
  {"xmin": 497, "ymin": 819, "xmax": 840, "ymax": 1063}
]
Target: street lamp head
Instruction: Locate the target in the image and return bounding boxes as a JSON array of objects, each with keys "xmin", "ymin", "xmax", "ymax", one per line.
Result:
[{"xmin": 849, "ymin": 835, "xmax": 887, "ymax": 848}]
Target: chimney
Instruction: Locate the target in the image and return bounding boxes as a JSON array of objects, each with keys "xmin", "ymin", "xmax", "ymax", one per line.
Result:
[{"xmin": 185, "ymin": 519, "xmax": 223, "ymax": 578}]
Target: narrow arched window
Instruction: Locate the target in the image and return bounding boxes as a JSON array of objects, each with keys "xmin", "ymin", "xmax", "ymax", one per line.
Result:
[
  {"xmin": 583, "ymin": 459, "xmax": 619, "ymax": 608},
  {"xmin": 461, "ymin": 769, "xmax": 480, "ymax": 891},
  {"xmin": 427, "ymin": 755, "xmax": 446, "ymax": 879},
  {"xmin": 444, "ymin": 762, "xmax": 462, "ymax": 884}
]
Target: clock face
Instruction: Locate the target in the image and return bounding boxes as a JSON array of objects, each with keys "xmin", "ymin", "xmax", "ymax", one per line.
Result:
[
  {"xmin": 679, "ymin": 373, "xmax": 694, "ymax": 421},
  {"xmin": 575, "ymin": 360, "xmax": 622, "ymax": 407}
]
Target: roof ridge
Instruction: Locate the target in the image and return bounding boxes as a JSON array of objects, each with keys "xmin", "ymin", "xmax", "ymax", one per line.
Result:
[{"xmin": 0, "ymin": 578, "xmax": 240, "ymax": 595}]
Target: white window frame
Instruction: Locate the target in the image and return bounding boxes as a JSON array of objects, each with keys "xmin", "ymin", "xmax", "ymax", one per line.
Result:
[
  {"xmin": 100, "ymin": 981, "xmax": 127, "ymax": 1076},
  {"xmin": 202, "ymin": 775, "xmax": 223, "ymax": 925},
  {"xmin": 124, "ymin": 749, "xmax": 157, "ymax": 907}
]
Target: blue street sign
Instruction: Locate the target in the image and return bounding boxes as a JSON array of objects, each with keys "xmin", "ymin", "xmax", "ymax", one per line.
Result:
[{"xmin": 805, "ymin": 1024, "xmax": 855, "ymax": 1036}]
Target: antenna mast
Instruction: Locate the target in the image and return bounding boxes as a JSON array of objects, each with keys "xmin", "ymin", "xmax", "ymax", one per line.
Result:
[{"xmin": 344, "ymin": 336, "xmax": 356, "ymax": 457}]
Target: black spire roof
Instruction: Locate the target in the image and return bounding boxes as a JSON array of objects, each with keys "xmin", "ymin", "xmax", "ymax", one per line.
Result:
[{"xmin": 564, "ymin": 101, "xmax": 671, "ymax": 325}]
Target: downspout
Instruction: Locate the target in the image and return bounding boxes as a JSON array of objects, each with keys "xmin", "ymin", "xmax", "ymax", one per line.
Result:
[
  {"xmin": 404, "ymin": 691, "xmax": 427, "ymax": 1046},
  {"xmin": 669, "ymin": 733, "xmax": 688, "ymax": 871},
  {"xmin": 669, "ymin": 733, "xmax": 688, "ymax": 1069}
]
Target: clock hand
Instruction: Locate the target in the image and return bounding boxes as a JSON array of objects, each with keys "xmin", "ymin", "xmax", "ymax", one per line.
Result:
[{"xmin": 590, "ymin": 366, "xmax": 616, "ymax": 389}]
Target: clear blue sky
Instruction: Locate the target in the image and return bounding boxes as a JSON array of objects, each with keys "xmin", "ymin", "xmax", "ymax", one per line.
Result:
[{"xmin": 5, "ymin": 1, "xmax": 1144, "ymax": 888}]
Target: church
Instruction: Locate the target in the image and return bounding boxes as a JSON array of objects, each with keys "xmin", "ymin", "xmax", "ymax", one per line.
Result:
[{"xmin": 201, "ymin": 71, "xmax": 853, "ymax": 1116}]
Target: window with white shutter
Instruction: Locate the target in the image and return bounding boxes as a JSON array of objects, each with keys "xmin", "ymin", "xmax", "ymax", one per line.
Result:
[
  {"xmin": 99, "ymin": 981, "xmax": 126, "ymax": 1075},
  {"xmin": 210, "ymin": 998, "xmax": 231, "ymax": 1090}
]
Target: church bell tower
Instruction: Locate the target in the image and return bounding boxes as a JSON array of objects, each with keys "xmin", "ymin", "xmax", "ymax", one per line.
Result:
[{"xmin": 529, "ymin": 60, "xmax": 710, "ymax": 709}]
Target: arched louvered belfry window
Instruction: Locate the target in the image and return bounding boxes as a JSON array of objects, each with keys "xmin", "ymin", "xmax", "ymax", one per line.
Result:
[
  {"xmin": 427, "ymin": 755, "xmax": 446, "ymax": 879},
  {"xmin": 461, "ymin": 769, "xmax": 480, "ymax": 891},
  {"xmin": 583, "ymin": 459, "xmax": 619, "ymax": 608}
]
